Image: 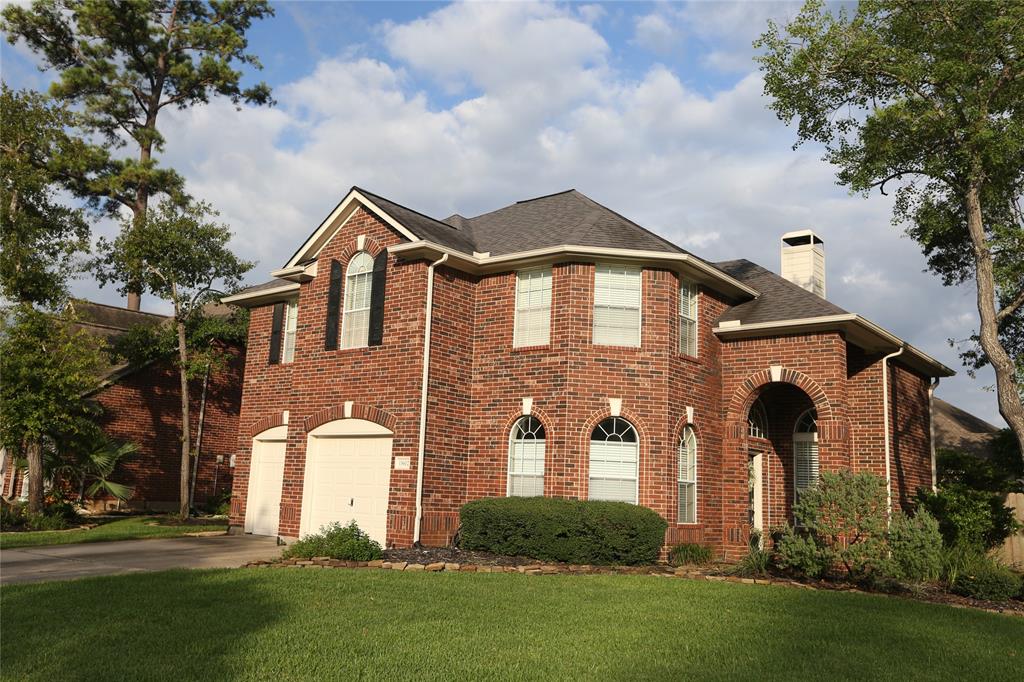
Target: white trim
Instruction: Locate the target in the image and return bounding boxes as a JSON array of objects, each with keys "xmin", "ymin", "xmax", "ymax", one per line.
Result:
[
  {"xmin": 521, "ymin": 397, "xmax": 533, "ymax": 416},
  {"xmin": 608, "ymin": 398, "xmax": 622, "ymax": 417},
  {"xmin": 282, "ymin": 410, "xmax": 289, "ymax": 425},
  {"xmin": 713, "ymin": 314, "xmax": 954, "ymax": 377},
  {"xmin": 221, "ymin": 282, "xmax": 299, "ymax": 306},
  {"xmin": 388, "ymin": 241, "xmax": 759, "ymax": 299},
  {"xmin": 270, "ymin": 261, "xmax": 318, "ymax": 283},
  {"xmin": 344, "ymin": 401, "xmax": 354, "ymax": 418},
  {"xmin": 686, "ymin": 406, "xmax": 694, "ymax": 424},
  {"xmin": 882, "ymin": 345, "xmax": 905, "ymax": 525},
  {"xmin": 254, "ymin": 425, "xmax": 288, "ymax": 441},
  {"xmin": 285, "ymin": 188, "xmax": 421, "ymax": 269},
  {"xmin": 770, "ymin": 365, "xmax": 783, "ymax": 383},
  {"xmin": 678, "ymin": 426, "xmax": 698, "ymax": 524}
]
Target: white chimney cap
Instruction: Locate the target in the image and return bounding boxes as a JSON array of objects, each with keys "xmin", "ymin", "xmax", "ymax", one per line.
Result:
[{"xmin": 781, "ymin": 229, "xmax": 824, "ymax": 247}]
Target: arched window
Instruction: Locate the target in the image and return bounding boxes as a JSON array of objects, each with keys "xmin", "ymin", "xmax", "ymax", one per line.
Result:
[
  {"xmin": 589, "ymin": 417, "xmax": 638, "ymax": 504},
  {"xmin": 678, "ymin": 426, "xmax": 697, "ymax": 523},
  {"xmin": 341, "ymin": 252, "xmax": 374, "ymax": 348},
  {"xmin": 508, "ymin": 416, "xmax": 545, "ymax": 496},
  {"xmin": 793, "ymin": 408, "xmax": 819, "ymax": 500},
  {"xmin": 748, "ymin": 398, "xmax": 768, "ymax": 439}
]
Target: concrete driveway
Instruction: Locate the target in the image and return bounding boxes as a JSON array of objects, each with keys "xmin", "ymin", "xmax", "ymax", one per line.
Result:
[{"xmin": 1, "ymin": 534, "xmax": 282, "ymax": 585}]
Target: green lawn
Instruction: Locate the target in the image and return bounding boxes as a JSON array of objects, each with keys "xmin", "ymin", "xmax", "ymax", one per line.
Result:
[
  {"xmin": 0, "ymin": 516, "xmax": 227, "ymax": 549},
  {"xmin": 2, "ymin": 570, "xmax": 1020, "ymax": 681}
]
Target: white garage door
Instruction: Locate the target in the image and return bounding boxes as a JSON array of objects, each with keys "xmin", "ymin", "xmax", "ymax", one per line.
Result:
[
  {"xmin": 244, "ymin": 427, "xmax": 287, "ymax": 536},
  {"xmin": 301, "ymin": 419, "xmax": 393, "ymax": 545}
]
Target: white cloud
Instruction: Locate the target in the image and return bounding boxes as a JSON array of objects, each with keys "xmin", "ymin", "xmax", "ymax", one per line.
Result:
[
  {"xmin": 63, "ymin": 1, "xmax": 1002, "ymax": 427},
  {"xmin": 632, "ymin": 13, "xmax": 679, "ymax": 55}
]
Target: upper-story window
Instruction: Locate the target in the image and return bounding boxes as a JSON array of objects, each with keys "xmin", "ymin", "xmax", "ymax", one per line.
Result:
[
  {"xmin": 679, "ymin": 280, "xmax": 698, "ymax": 356},
  {"xmin": 342, "ymin": 252, "xmax": 374, "ymax": 349},
  {"xmin": 281, "ymin": 301, "xmax": 298, "ymax": 363},
  {"xmin": 268, "ymin": 300, "xmax": 298, "ymax": 365},
  {"xmin": 593, "ymin": 265, "xmax": 641, "ymax": 347},
  {"xmin": 514, "ymin": 268, "xmax": 552, "ymax": 347}
]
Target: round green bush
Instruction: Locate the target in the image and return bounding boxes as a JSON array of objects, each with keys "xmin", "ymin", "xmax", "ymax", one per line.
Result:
[
  {"xmin": 888, "ymin": 510, "xmax": 943, "ymax": 583},
  {"xmin": 458, "ymin": 497, "xmax": 668, "ymax": 565},
  {"xmin": 952, "ymin": 557, "xmax": 1022, "ymax": 601},
  {"xmin": 284, "ymin": 521, "xmax": 383, "ymax": 561}
]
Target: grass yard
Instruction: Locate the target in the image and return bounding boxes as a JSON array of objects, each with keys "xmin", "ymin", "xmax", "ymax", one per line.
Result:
[
  {"xmin": 0, "ymin": 516, "xmax": 227, "ymax": 549},
  {"xmin": 3, "ymin": 569, "xmax": 1021, "ymax": 681}
]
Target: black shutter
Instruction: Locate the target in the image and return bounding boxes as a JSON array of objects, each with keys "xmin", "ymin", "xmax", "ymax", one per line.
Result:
[
  {"xmin": 368, "ymin": 252, "xmax": 388, "ymax": 346},
  {"xmin": 324, "ymin": 260, "xmax": 343, "ymax": 350},
  {"xmin": 268, "ymin": 302, "xmax": 284, "ymax": 364}
]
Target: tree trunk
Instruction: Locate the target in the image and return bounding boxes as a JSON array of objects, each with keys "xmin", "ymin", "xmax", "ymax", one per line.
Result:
[
  {"xmin": 188, "ymin": 364, "xmax": 210, "ymax": 510},
  {"xmin": 176, "ymin": 320, "xmax": 191, "ymax": 519},
  {"xmin": 26, "ymin": 440, "xmax": 44, "ymax": 513},
  {"xmin": 965, "ymin": 182, "xmax": 1024, "ymax": 461}
]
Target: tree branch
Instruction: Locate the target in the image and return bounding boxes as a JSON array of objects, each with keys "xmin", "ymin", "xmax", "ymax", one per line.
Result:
[{"xmin": 997, "ymin": 288, "xmax": 1024, "ymax": 323}]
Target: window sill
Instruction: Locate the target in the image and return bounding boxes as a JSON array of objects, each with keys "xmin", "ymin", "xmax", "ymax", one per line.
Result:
[
  {"xmin": 511, "ymin": 344, "xmax": 550, "ymax": 353},
  {"xmin": 591, "ymin": 343, "xmax": 642, "ymax": 351},
  {"xmin": 675, "ymin": 352, "xmax": 701, "ymax": 364}
]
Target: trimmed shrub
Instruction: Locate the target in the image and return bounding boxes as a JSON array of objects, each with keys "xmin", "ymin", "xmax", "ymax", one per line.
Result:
[
  {"xmin": 952, "ymin": 556, "xmax": 1023, "ymax": 602},
  {"xmin": 774, "ymin": 525, "xmax": 827, "ymax": 578},
  {"xmin": 458, "ymin": 497, "xmax": 668, "ymax": 565},
  {"xmin": 731, "ymin": 546, "xmax": 772, "ymax": 577},
  {"xmin": 915, "ymin": 485, "xmax": 1019, "ymax": 550},
  {"xmin": 888, "ymin": 510, "xmax": 943, "ymax": 583},
  {"xmin": 668, "ymin": 543, "xmax": 713, "ymax": 566},
  {"xmin": 283, "ymin": 521, "xmax": 383, "ymax": 561}
]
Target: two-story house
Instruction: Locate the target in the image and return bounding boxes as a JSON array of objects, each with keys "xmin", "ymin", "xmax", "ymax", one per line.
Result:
[{"xmin": 223, "ymin": 187, "xmax": 953, "ymax": 559}]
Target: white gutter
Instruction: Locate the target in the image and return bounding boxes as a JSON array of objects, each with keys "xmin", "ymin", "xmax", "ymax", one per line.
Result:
[
  {"xmin": 389, "ymin": 240, "xmax": 759, "ymax": 299},
  {"xmin": 882, "ymin": 344, "xmax": 905, "ymax": 524},
  {"xmin": 221, "ymin": 282, "xmax": 300, "ymax": 306},
  {"xmin": 413, "ymin": 252, "xmax": 449, "ymax": 545},
  {"xmin": 928, "ymin": 377, "xmax": 940, "ymax": 493}
]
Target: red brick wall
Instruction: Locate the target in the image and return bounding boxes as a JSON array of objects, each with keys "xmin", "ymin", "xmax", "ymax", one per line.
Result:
[
  {"xmin": 85, "ymin": 349, "xmax": 241, "ymax": 510},
  {"xmin": 890, "ymin": 361, "xmax": 933, "ymax": 508},
  {"xmin": 227, "ymin": 202, "xmax": 937, "ymax": 560}
]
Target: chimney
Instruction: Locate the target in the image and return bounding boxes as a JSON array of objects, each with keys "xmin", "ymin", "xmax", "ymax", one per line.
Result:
[{"xmin": 781, "ymin": 230, "xmax": 826, "ymax": 298}]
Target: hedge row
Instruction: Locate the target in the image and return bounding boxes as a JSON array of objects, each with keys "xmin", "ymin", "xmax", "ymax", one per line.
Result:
[{"xmin": 458, "ymin": 496, "xmax": 668, "ymax": 565}]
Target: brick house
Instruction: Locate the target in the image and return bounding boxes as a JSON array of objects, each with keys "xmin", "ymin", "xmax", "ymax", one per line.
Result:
[
  {"xmin": 0, "ymin": 301, "xmax": 243, "ymax": 511},
  {"xmin": 223, "ymin": 187, "xmax": 953, "ymax": 559}
]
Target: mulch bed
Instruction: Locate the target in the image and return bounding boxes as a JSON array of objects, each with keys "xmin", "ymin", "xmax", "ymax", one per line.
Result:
[{"xmin": 383, "ymin": 546, "xmax": 548, "ymax": 567}]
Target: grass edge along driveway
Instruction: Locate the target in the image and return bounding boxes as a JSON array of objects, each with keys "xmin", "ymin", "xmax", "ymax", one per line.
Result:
[
  {"xmin": 0, "ymin": 515, "xmax": 227, "ymax": 549},
  {"xmin": 3, "ymin": 568, "xmax": 1021, "ymax": 681}
]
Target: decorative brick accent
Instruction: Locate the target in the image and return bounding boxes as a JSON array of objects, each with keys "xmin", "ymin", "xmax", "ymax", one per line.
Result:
[
  {"xmin": 303, "ymin": 403, "xmax": 399, "ymax": 433},
  {"xmin": 248, "ymin": 413, "xmax": 287, "ymax": 438}
]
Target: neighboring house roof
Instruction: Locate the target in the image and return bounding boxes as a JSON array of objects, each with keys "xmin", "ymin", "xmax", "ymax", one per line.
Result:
[
  {"xmin": 933, "ymin": 398, "xmax": 1001, "ymax": 459},
  {"xmin": 66, "ymin": 300, "xmax": 169, "ymax": 383}
]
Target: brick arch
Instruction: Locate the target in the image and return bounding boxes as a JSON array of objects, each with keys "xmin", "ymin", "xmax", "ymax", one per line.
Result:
[
  {"xmin": 500, "ymin": 405, "xmax": 556, "ymax": 440},
  {"xmin": 303, "ymin": 403, "xmax": 398, "ymax": 433},
  {"xmin": 248, "ymin": 413, "xmax": 287, "ymax": 438},
  {"xmin": 579, "ymin": 407, "xmax": 650, "ymax": 448},
  {"xmin": 671, "ymin": 414, "xmax": 705, "ymax": 445},
  {"xmin": 726, "ymin": 367, "xmax": 834, "ymax": 425},
  {"xmin": 336, "ymin": 235, "xmax": 386, "ymax": 265}
]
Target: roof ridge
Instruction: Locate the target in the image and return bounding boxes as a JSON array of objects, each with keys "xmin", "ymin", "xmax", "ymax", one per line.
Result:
[
  {"xmin": 514, "ymin": 189, "xmax": 576, "ymax": 204},
  {"xmin": 69, "ymin": 298, "xmax": 168, "ymax": 318}
]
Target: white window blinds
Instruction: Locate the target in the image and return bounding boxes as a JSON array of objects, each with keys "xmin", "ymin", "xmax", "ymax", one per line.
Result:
[
  {"xmin": 593, "ymin": 265, "xmax": 641, "ymax": 347},
  {"xmin": 678, "ymin": 427, "xmax": 697, "ymax": 523},
  {"xmin": 342, "ymin": 252, "xmax": 374, "ymax": 349},
  {"xmin": 794, "ymin": 409, "xmax": 819, "ymax": 501},
  {"xmin": 679, "ymin": 280, "xmax": 697, "ymax": 356},
  {"xmin": 281, "ymin": 301, "xmax": 298, "ymax": 363},
  {"xmin": 589, "ymin": 418, "xmax": 638, "ymax": 504},
  {"xmin": 508, "ymin": 416, "xmax": 545, "ymax": 496},
  {"xmin": 514, "ymin": 268, "xmax": 552, "ymax": 347}
]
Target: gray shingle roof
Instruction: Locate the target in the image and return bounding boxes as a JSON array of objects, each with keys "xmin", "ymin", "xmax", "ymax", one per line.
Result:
[
  {"xmin": 357, "ymin": 188, "xmax": 478, "ymax": 254},
  {"xmin": 714, "ymin": 259, "xmax": 848, "ymax": 324},
  {"xmin": 460, "ymin": 190, "xmax": 687, "ymax": 256}
]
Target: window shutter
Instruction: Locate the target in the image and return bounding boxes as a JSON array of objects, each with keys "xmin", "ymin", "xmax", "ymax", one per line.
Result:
[
  {"xmin": 367, "ymin": 252, "xmax": 388, "ymax": 346},
  {"xmin": 324, "ymin": 260, "xmax": 342, "ymax": 350},
  {"xmin": 268, "ymin": 302, "xmax": 284, "ymax": 364}
]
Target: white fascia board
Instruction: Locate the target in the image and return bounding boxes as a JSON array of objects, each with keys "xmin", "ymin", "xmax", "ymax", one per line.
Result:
[
  {"xmin": 221, "ymin": 282, "xmax": 300, "ymax": 307},
  {"xmin": 270, "ymin": 261, "xmax": 318, "ymax": 283},
  {"xmin": 283, "ymin": 189, "xmax": 420, "ymax": 269},
  {"xmin": 388, "ymin": 242, "xmax": 759, "ymax": 300},
  {"xmin": 713, "ymin": 314, "xmax": 955, "ymax": 377}
]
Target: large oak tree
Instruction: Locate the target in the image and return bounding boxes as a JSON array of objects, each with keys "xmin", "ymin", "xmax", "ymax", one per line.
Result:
[{"xmin": 756, "ymin": 0, "xmax": 1024, "ymax": 460}]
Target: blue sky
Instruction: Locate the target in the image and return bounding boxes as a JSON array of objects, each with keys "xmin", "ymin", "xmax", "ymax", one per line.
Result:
[{"xmin": 1, "ymin": 1, "xmax": 1005, "ymax": 427}]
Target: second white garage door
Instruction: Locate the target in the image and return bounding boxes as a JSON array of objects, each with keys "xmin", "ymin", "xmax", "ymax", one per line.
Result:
[{"xmin": 301, "ymin": 419, "xmax": 393, "ymax": 545}]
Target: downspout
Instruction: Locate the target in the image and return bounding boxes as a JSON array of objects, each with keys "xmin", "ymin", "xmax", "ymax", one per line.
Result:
[
  {"xmin": 882, "ymin": 344, "xmax": 905, "ymax": 525},
  {"xmin": 928, "ymin": 377, "xmax": 940, "ymax": 493},
  {"xmin": 413, "ymin": 253, "xmax": 448, "ymax": 545}
]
